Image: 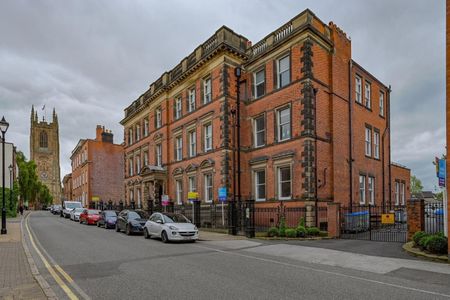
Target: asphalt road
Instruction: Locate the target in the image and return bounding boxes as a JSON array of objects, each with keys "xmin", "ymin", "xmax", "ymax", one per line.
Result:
[{"xmin": 25, "ymin": 211, "xmax": 450, "ymax": 300}]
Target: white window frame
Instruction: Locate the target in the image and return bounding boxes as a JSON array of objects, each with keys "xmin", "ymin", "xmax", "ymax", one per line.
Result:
[
  {"xmin": 254, "ymin": 169, "xmax": 266, "ymax": 201},
  {"xmin": 368, "ymin": 176, "xmax": 375, "ymax": 205},
  {"xmin": 156, "ymin": 108, "xmax": 162, "ymax": 128},
  {"xmin": 189, "ymin": 130, "xmax": 196, "ymax": 157},
  {"xmin": 136, "ymin": 124, "xmax": 140, "ymax": 141},
  {"xmin": 156, "ymin": 144, "xmax": 162, "ymax": 167},
  {"xmin": 400, "ymin": 182, "xmax": 405, "ymax": 205},
  {"xmin": 278, "ymin": 166, "xmax": 291, "ymax": 200},
  {"xmin": 365, "ymin": 127, "xmax": 372, "ymax": 156},
  {"xmin": 277, "ymin": 107, "xmax": 291, "ymax": 142},
  {"xmin": 175, "ymin": 97, "xmax": 182, "ymax": 119},
  {"xmin": 129, "ymin": 158, "xmax": 134, "ymax": 176},
  {"xmin": 355, "ymin": 76, "xmax": 362, "ymax": 103},
  {"xmin": 395, "ymin": 182, "xmax": 400, "ymax": 205},
  {"xmin": 128, "ymin": 128, "xmax": 133, "ymax": 145},
  {"xmin": 365, "ymin": 81, "xmax": 371, "ymax": 108},
  {"xmin": 373, "ymin": 131, "xmax": 380, "ymax": 159},
  {"xmin": 277, "ymin": 55, "xmax": 290, "ymax": 88},
  {"xmin": 176, "ymin": 180, "xmax": 183, "ymax": 205},
  {"xmin": 204, "ymin": 173, "xmax": 213, "ymax": 203},
  {"xmin": 254, "ymin": 115, "xmax": 265, "ymax": 148},
  {"xmin": 188, "ymin": 176, "xmax": 196, "ymax": 193},
  {"xmin": 203, "ymin": 78, "xmax": 211, "ymax": 104},
  {"xmin": 359, "ymin": 175, "xmax": 366, "ymax": 205},
  {"xmin": 254, "ymin": 69, "xmax": 265, "ymax": 98},
  {"xmin": 144, "ymin": 119, "xmax": 149, "ymax": 137},
  {"xmin": 379, "ymin": 92, "xmax": 385, "ymax": 117},
  {"xmin": 188, "ymin": 88, "xmax": 196, "ymax": 112},
  {"xmin": 136, "ymin": 156, "xmax": 141, "ymax": 174},
  {"xmin": 175, "ymin": 136, "xmax": 183, "ymax": 161},
  {"xmin": 204, "ymin": 123, "xmax": 212, "ymax": 152}
]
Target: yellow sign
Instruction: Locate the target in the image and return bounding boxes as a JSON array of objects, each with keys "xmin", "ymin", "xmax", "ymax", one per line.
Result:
[
  {"xmin": 91, "ymin": 196, "xmax": 100, "ymax": 202},
  {"xmin": 188, "ymin": 192, "xmax": 198, "ymax": 200},
  {"xmin": 381, "ymin": 213, "xmax": 395, "ymax": 224}
]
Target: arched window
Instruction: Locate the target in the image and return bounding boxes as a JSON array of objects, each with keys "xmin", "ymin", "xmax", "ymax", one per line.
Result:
[{"xmin": 39, "ymin": 131, "xmax": 48, "ymax": 148}]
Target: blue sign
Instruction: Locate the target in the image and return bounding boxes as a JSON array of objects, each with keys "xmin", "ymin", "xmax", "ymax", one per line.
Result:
[
  {"xmin": 439, "ymin": 177, "xmax": 446, "ymax": 188},
  {"xmin": 218, "ymin": 187, "xmax": 227, "ymax": 202},
  {"xmin": 438, "ymin": 159, "xmax": 446, "ymax": 179}
]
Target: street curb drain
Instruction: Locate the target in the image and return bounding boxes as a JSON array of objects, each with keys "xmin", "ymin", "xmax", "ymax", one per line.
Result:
[{"xmin": 21, "ymin": 212, "xmax": 59, "ymax": 300}]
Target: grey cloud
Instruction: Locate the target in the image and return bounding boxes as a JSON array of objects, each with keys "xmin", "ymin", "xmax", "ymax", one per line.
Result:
[{"xmin": 0, "ymin": 0, "xmax": 444, "ymax": 189}]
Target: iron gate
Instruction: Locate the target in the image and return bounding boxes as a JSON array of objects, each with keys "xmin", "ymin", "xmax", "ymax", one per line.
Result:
[{"xmin": 340, "ymin": 205, "xmax": 407, "ymax": 243}]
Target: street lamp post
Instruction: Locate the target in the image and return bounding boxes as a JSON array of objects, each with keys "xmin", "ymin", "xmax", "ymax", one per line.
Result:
[
  {"xmin": 8, "ymin": 164, "xmax": 13, "ymax": 212},
  {"xmin": 1, "ymin": 116, "xmax": 10, "ymax": 235}
]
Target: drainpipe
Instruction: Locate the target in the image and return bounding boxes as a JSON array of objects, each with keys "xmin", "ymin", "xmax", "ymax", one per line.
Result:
[
  {"xmin": 387, "ymin": 85, "xmax": 392, "ymax": 209},
  {"xmin": 313, "ymin": 87, "xmax": 319, "ymax": 227},
  {"xmin": 348, "ymin": 60, "xmax": 354, "ymax": 209},
  {"xmin": 235, "ymin": 67, "xmax": 242, "ymax": 208}
]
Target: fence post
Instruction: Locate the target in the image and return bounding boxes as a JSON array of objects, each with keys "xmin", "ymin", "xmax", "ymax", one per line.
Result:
[
  {"xmin": 245, "ymin": 199, "xmax": 255, "ymax": 238},
  {"xmin": 193, "ymin": 200, "xmax": 201, "ymax": 228},
  {"xmin": 407, "ymin": 199, "xmax": 424, "ymax": 241},
  {"xmin": 327, "ymin": 202, "xmax": 340, "ymax": 238}
]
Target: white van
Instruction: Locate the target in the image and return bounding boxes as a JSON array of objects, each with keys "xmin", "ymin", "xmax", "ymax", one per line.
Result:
[{"xmin": 61, "ymin": 201, "xmax": 83, "ymax": 218}]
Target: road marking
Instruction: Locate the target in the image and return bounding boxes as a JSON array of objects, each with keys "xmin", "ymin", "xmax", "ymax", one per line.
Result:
[
  {"xmin": 195, "ymin": 244, "xmax": 450, "ymax": 298},
  {"xmin": 25, "ymin": 213, "xmax": 79, "ymax": 300}
]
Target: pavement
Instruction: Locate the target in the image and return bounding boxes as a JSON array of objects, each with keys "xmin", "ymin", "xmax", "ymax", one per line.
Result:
[
  {"xmin": 23, "ymin": 211, "xmax": 450, "ymax": 300},
  {"xmin": 0, "ymin": 213, "xmax": 48, "ymax": 300}
]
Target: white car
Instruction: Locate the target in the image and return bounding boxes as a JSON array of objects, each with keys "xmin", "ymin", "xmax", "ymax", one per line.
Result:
[
  {"xmin": 70, "ymin": 208, "xmax": 84, "ymax": 222},
  {"xmin": 144, "ymin": 212, "xmax": 198, "ymax": 243},
  {"xmin": 61, "ymin": 201, "xmax": 83, "ymax": 218}
]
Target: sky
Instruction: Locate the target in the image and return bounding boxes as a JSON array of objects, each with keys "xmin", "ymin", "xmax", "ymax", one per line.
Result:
[{"xmin": 0, "ymin": 0, "xmax": 445, "ymax": 191}]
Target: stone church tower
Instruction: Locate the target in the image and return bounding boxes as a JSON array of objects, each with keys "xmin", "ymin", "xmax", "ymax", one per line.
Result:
[{"xmin": 30, "ymin": 106, "xmax": 62, "ymax": 204}]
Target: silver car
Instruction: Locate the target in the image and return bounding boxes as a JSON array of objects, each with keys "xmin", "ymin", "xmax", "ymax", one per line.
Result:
[
  {"xmin": 143, "ymin": 212, "xmax": 198, "ymax": 243},
  {"xmin": 70, "ymin": 208, "xmax": 84, "ymax": 222}
]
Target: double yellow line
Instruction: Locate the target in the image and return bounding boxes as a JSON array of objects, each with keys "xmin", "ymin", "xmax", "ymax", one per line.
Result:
[{"xmin": 25, "ymin": 214, "xmax": 79, "ymax": 300}]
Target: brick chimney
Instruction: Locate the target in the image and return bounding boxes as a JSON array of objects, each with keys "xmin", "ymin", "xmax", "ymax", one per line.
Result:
[
  {"xmin": 95, "ymin": 125, "xmax": 103, "ymax": 141},
  {"xmin": 101, "ymin": 129, "xmax": 114, "ymax": 144}
]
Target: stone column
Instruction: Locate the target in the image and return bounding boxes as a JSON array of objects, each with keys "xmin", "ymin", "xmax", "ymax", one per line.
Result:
[
  {"xmin": 407, "ymin": 199, "xmax": 424, "ymax": 241},
  {"xmin": 327, "ymin": 202, "xmax": 340, "ymax": 238},
  {"xmin": 305, "ymin": 201, "xmax": 315, "ymax": 228}
]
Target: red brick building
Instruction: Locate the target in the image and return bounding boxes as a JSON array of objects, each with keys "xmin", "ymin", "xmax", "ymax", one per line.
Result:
[
  {"xmin": 70, "ymin": 125, "xmax": 124, "ymax": 207},
  {"xmin": 62, "ymin": 173, "xmax": 73, "ymax": 201},
  {"xmin": 121, "ymin": 9, "xmax": 409, "ymax": 222}
]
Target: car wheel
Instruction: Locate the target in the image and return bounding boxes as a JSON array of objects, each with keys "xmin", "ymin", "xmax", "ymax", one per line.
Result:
[
  {"xmin": 97, "ymin": 222, "xmax": 100, "ymax": 227},
  {"xmin": 161, "ymin": 231, "xmax": 169, "ymax": 243},
  {"xmin": 115, "ymin": 224, "xmax": 120, "ymax": 232},
  {"xmin": 190, "ymin": 240, "xmax": 196, "ymax": 243},
  {"xmin": 144, "ymin": 228, "xmax": 151, "ymax": 239},
  {"xmin": 126, "ymin": 225, "xmax": 131, "ymax": 235}
]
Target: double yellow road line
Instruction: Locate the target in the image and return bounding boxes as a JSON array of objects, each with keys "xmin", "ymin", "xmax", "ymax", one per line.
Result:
[{"xmin": 24, "ymin": 213, "xmax": 79, "ymax": 300}]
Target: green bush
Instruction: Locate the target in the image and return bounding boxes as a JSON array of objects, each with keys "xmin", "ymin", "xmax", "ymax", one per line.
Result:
[
  {"xmin": 426, "ymin": 235, "xmax": 448, "ymax": 254},
  {"xmin": 306, "ymin": 227, "xmax": 320, "ymax": 236},
  {"xmin": 319, "ymin": 231, "xmax": 328, "ymax": 237},
  {"xmin": 412, "ymin": 231, "xmax": 428, "ymax": 246},
  {"xmin": 268, "ymin": 227, "xmax": 279, "ymax": 237},
  {"xmin": 298, "ymin": 217, "xmax": 305, "ymax": 228},
  {"xmin": 419, "ymin": 235, "xmax": 433, "ymax": 250},
  {"xmin": 296, "ymin": 226, "xmax": 306, "ymax": 237},
  {"xmin": 279, "ymin": 217, "xmax": 287, "ymax": 237},
  {"xmin": 285, "ymin": 228, "xmax": 297, "ymax": 238}
]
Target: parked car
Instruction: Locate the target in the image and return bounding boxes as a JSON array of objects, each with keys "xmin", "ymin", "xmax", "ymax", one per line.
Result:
[
  {"xmin": 116, "ymin": 210, "xmax": 148, "ymax": 235},
  {"xmin": 97, "ymin": 210, "xmax": 118, "ymax": 229},
  {"xmin": 79, "ymin": 209, "xmax": 101, "ymax": 225},
  {"xmin": 61, "ymin": 201, "xmax": 83, "ymax": 218},
  {"xmin": 51, "ymin": 204, "xmax": 62, "ymax": 215},
  {"xmin": 70, "ymin": 208, "xmax": 84, "ymax": 221},
  {"xmin": 144, "ymin": 212, "xmax": 198, "ymax": 243}
]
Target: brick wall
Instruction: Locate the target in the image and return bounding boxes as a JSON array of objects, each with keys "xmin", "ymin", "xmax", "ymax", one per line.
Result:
[{"xmin": 407, "ymin": 199, "xmax": 424, "ymax": 241}]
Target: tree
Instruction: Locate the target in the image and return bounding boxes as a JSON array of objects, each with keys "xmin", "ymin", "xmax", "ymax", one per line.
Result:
[{"xmin": 410, "ymin": 175, "xmax": 423, "ymax": 195}]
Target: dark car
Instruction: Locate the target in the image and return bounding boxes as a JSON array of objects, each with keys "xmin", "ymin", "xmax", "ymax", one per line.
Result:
[
  {"xmin": 116, "ymin": 210, "xmax": 149, "ymax": 235},
  {"xmin": 97, "ymin": 210, "xmax": 118, "ymax": 229}
]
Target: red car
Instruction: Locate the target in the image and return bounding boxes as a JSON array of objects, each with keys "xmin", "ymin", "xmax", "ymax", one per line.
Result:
[{"xmin": 79, "ymin": 209, "xmax": 101, "ymax": 225}]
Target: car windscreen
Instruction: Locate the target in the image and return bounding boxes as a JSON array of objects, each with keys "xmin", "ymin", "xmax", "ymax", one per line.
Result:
[
  {"xmin": 88, "ymin": 210, "xmax": 100, "ymax": 215},
  {"xmin": 128, "ymin": 211, "xmax": 148, "ymax": 220},
  {"xmin": 74, "ymin": 208, "xmax": 84, "ymax": 212},
  {"xmin": 163, "ymin": 214, "xmax": 190, "ymax": 223},
  {"xmin": 104, "ymin": 211, "xmax": 117, "ymax": 217},
  {"xmin": 65, "ymin": 203, "xmax": 82, "ymax": 209}
]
